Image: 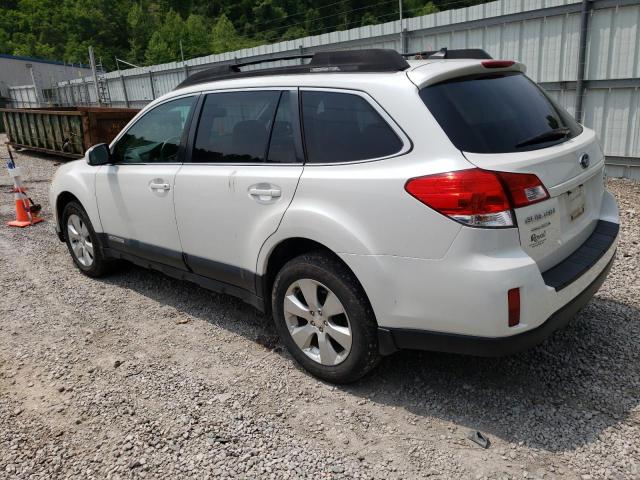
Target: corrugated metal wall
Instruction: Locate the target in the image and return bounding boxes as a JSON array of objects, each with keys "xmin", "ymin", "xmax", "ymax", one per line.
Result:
[{"xmin": 48, "ymin": 0, "xmax": 640, "ymax": 176}]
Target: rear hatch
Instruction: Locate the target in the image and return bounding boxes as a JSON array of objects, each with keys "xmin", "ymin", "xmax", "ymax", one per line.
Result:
[{"xmin": 415, "ymin": 66, "xmax": 605, "ymax": 272}]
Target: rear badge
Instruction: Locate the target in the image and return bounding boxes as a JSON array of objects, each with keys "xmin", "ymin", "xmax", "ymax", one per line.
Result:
[{"xmin": 579, "ymin": 153, "xmax": 590, "ymax": 169}]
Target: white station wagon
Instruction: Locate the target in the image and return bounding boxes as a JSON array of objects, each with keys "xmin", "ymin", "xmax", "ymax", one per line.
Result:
[{"xmin": 50, "ymin": 49, "xmax": 619, "ymax": 383}]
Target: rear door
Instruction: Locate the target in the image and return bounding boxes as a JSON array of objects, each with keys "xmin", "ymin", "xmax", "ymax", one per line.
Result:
[
  {"xmin": 419, "ymin": 72, "xmax": 605, "ymax": 271},
  {"xmin": 173, "ymin": 88, "xmax": 304, "ymax": 292}
]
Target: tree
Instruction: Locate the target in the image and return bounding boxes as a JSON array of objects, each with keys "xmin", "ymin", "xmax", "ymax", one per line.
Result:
[
  {"xmin": 145, "ymin": 31, "xmax": 174, "ymax": 64},
  {"xmin": 0, "ymin": 0, "xmax": 479, "ymax": 70},
  {"xmin": 183, "ymin": 14, "xmax": 209, "ymax": 58},
  {"xmin": 210, "ymin": 14, "xmax": 239, "ymax": 54},
  {"xmin": 252, "ymin": 0, "xmax": 286, "ymax": 41},
  {"xmin": 128, "ymin": 2, "xmax": 157, "ymax": 64},
  {"xmin": 360, "ymin": 12, "xmax": 378, "ymax": 27},
  {"xmin": 405, "ymin": 0, "xmax": 439, "ymax": 17},
  {"xmin": 281, "ymin": 25, "xmax": 307, "ymax": 41},
  {"xmin": 63, "ymin": 34, "xmax": 91, "ymax": 65},
  {"xmin": 144, "ymin": 10, "xmax": 184, "ymax": 64}
]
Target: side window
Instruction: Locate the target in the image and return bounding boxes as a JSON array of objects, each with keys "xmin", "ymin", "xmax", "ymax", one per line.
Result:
[
  {"xmin": 192, "ymin": 90, "xmax": 280, "ymax": 163},
  {"xmin": 301, "ymin": 91, "xmax": 403, "ymax": 163},
  {"xmin": 112, "ymin": 96, "xmax": 196, "ymax": 164}
]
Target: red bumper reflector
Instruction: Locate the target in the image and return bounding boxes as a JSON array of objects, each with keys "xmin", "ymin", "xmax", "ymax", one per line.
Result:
[{"xmin": 508, "ymin": 288, "xmax": 520, "ymax": 327}]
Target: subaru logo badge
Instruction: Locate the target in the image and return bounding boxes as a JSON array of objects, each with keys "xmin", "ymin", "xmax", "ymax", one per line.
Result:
[{"xmin": 579, "ymin": 153, "xmax": 590, "ymax": 169}]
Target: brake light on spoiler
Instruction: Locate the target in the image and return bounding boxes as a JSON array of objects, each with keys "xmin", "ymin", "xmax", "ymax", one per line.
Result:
[
  {"xmin": 405, "ymin": 168, "xmax": 549, "ymax": 228},
  {"xmin": 482, "ymin": 60, "xmax": 515, "ymax": 68}
]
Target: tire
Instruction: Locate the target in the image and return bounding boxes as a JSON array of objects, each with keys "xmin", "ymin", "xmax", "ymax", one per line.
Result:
[
  {"xmin": 272, "ymin": 251, "xmax": 380, "ymax": 383},
  {"xmin": 62, "ymin": 201, "xmax": 115, "ymax": 277}
]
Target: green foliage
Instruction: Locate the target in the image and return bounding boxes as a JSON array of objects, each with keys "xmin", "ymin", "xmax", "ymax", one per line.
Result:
[
  {"xmin": 210, "ymin": 14, "xmax": 240, "ymax": 54},
  {"xmin": 145, "ymin": 10, "xmax": 184, "ymax": 64},
  {"xmin": 184, "ymin": 14, "xmax": 210, "ymax": 57},
  {"xmin": 0, "ymin": 0, "xmax": 488, "ymax": 70},
  {"xmin": 360, "ymin": 12, "xmax": 378, "ymax": 27},
  {"xmin": 127, "ymin": 2, "xmax": 158, "ymax": 64}
]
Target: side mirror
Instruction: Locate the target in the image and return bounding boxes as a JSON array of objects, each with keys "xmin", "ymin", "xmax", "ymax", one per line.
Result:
[{"xmin": 86, "ymin": 143, "xmax": 111, "ymax": 166}]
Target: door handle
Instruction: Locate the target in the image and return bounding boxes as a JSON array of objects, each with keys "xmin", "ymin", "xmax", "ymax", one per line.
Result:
[
  {"xmin": 150, "ymin": 182, "xmax": 170, "ymax": 191},
  {"xmin": 249, "ymin": 187, "xmax": 281, "ymax": 198}
]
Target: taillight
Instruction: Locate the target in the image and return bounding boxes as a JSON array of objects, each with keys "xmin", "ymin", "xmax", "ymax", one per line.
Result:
[
  {"xmin": 405, "ymin": 168, "xmax": 548, "ymax": 228},
  {"xmin": 495, "ymin": 171, "xmax": 549, "ymax": 208}
]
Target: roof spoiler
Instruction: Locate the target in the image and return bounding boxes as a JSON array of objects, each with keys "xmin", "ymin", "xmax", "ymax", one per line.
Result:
[{"xmin": 403, "ymin": 48, "xmax": 493, "ymax": 60}]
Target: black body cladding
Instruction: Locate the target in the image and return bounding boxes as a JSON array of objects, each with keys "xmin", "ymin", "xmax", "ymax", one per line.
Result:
[{"xmin": 541, "ymin": 220, "xmax": 619, "ymax": 290}]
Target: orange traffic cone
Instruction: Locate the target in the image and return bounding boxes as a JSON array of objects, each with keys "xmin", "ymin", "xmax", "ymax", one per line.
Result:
[
  {"xmin": 5, "ymin": 148, "xmax": 44, "ymax": 228},
  {"xmin": 7, "ymin": 187, "xmax": 44, "ymax": 227}
]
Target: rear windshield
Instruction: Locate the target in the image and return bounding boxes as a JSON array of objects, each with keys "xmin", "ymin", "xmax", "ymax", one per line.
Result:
[{"xmin": 419, "ymin": 72, "xmax": 582, "ymax": 154}]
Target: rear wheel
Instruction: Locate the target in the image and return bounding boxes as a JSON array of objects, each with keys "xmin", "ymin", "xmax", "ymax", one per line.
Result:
[
  {"xmin": 62, "ymin": 201, "xmax": 115, "ymax": 277},
  {"xmin": 272, "ymin": 252, "xmax": 380, "ymax": 383}
]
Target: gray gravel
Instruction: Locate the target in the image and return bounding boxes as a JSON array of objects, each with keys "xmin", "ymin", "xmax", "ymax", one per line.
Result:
[{"xmin": 0, "ymin": 139, "xmax": 639, "ymax": 479}]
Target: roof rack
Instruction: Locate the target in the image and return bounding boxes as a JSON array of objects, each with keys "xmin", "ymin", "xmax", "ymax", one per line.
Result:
[
  {"xmin": 404, "ymin": 48, "xmax": 493, "ymax": 60},
  {"xmin": 175, "ymin": 49, "xmax": 410, "ymax": 90}
]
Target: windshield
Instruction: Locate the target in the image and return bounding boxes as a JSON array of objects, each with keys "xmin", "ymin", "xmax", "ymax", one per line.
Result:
[{"xmin": 419, "ymin": 72, "xmax": 582, "ymax": 154}]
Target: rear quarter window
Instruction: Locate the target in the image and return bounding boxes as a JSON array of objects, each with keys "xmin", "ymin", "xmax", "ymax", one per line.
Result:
[
  {"xmin": 301, "ymin": 90, "xmax": 403, "ymax": 163},
  {"xmin": 419, "ymin": 72, "xmax": 582, "ymax": 154}
]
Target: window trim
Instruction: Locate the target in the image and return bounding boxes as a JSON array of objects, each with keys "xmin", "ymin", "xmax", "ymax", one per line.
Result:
[
  {"xmin": 299, "ymin": 87, "xmax": 412, "ymax": 166},
  {"xmin": 184, "ymin": 87, "xmax": 304, "ymax": 166},
  {"xmin": 108, "ymin": 92, "xmax": 200, "ymax": 166}
]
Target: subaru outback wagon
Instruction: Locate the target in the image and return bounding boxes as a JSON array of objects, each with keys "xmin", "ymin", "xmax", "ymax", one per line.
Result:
[{"xmin": 50, "ymin": 49, "xmax": 619, "ymax": 383}]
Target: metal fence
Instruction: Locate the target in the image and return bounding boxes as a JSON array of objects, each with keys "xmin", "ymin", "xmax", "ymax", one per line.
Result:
[
  {"xmin": 6, "ymin": 0, "xmax": 640, "ymax": 177},
  {"xmin": 7, "ymin": 85, "xmax": 39, "ymax": 107}
]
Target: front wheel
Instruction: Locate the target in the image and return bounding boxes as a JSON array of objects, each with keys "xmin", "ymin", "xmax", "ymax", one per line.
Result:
[
  {"xmin": 62, "ymin": 201, "xmax": 116, "ymax": 277},
  {"xmin": 272, "ymin": 252, "xmax": 380, "ymax": 383}
]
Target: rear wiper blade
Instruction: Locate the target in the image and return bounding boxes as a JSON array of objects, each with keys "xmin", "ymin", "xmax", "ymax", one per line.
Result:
[{"xmin": 515, "ymin": 127, "xmax": 570, "ymax": 148}]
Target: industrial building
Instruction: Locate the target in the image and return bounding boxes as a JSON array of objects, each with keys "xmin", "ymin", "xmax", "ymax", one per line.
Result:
[{"xmin": 0, "ymin": 53, "xmax": 91, "ymax": 107}]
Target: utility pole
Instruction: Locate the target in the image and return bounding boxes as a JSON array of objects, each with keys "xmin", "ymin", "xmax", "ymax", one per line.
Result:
[
  {"xmin": 180, "ymin": 40, "xmax": 185, "ymax": 63},
  {"xmin": 88, "ymin": 46, "xmax": 101, "ymax": 106}
]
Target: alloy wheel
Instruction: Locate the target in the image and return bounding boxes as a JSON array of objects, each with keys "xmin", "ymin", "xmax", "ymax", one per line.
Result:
[
  {"xmin": 67, "ymin": 214, "xmax": 94, "ymax": 267},
  {"xmin": 283, "ymin": 278, "xmax": 352, "ymax": 366}
]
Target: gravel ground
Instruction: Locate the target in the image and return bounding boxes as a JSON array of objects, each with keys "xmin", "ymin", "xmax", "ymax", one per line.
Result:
[{"xmin": 0, "ymin": 139, "xmax": 639, "ymax": 479}]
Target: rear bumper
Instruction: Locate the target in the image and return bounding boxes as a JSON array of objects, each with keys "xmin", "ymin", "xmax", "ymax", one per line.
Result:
[
  {"xmin": 378, "ymin": 252, "xmax": 615, "ymax": 356},
  {"xmin": 340, "ymin": 190, "xmax": 619, "ymax": 355}
]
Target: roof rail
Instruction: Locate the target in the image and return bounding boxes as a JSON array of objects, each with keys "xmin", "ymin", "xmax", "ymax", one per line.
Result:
[
  {"xmin": 404, "ymin": 48, "xmax": 493, "ymax": 60},
  {"xmin": 309, "ymin": 49, "xmax": 410, "ymax": 72},
  {"xmin": 175, "ymin": 49, "xmax": 410, "ymax": 90}
]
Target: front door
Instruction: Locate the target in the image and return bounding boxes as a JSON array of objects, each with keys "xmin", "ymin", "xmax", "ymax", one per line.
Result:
[
  {"xmin": 174, "ymin": 89, "xmax": 304, "ymax": 291},
  {"xmin": 95, "ymin": 95, "xmax": 197, "ymax": 269}
]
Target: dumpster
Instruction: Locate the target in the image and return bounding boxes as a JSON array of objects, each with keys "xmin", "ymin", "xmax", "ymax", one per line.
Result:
[{"xmin": 1, "ymin": 106, "xmax": 140, "ymax": 158}]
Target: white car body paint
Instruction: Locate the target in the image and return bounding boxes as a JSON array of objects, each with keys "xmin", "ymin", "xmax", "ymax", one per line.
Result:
[
  {"xmin": 95, "ymin": 163, "xmax": 183, "ymax": 255},
  {"xmin": 49, "ymin": 158, "xmax": 103, "ymax": 233},
  {"xmin": 50, "ymin": 56, "xmax": 619, "ymax": 347}
]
